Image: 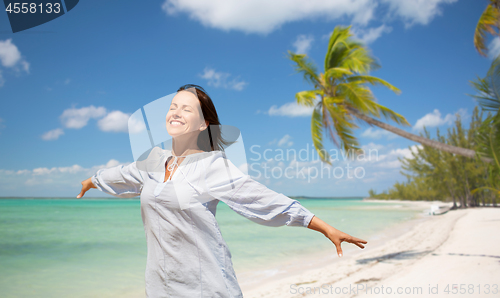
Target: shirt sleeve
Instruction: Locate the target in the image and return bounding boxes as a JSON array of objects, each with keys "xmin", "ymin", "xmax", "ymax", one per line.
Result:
[
  {"xmin": 204, "ymin": 153, "xmax": 315, "ymax": 228},
  {"xmin": 91, "ymin": 162, "xmax": 144, "ymax": 198}
]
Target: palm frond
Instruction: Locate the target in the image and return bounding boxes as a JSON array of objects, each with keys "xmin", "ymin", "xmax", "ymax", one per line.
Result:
[
  {"xmin": 340, "ymin": 43, "xmax": 380, "ymax": 74},
  {"xmin": 474, "ymin": 4, "xmax": 500, "ymax": 56},
  {"xmin": 323, "ymin": 101, "xmax": 360, "ymax": 155},
  {"xmin": 296, "ymin": 90, "xmax": 321, "ymax": 107},
  {"xmin": 347, "ymin": 75, "xmax": 401, "ymax": 94},
  {"xmin": 287, "ymin": 51, "xmax": 321, "ymax": 87},
  {"xmin": 469, "ymin": 57, "xmax": 500, "ymax": 118},
  {"xmin": 336, "ymin": 82, "xmax": 375, "ymax": 114},
  {"xmin": 324, "ymin": 67, "xmax": 353, "ymax": 80},
  {"xmin": 486, "ymin": 55, "xmax": 500, "ymax": 114},
  {"xmin": 471, "ymin": 186, "xmax": 500, "ymax": 196},
  {"xmin": 475, "ymin": 116, "xmax": 500, "ymax": 168},
  {"xmin": 469, "ymin": 76, "xmax": 499, "ymax": 111},
  {"xmin": 311, "ymin": 104, "xmax": 332, "ymax": 164},
  {"xmin": 371, "ymin": 101, "xmax": 411, "ymax": 126},
  {"xmin": 324, "ymin": 26, "xmax": 352, "ymax": 72}
]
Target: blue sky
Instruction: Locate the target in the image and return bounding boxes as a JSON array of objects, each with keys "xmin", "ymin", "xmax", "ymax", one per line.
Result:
[{"xmin": 0, "ymin": 0, "xmax": 493, "ymax": 197}]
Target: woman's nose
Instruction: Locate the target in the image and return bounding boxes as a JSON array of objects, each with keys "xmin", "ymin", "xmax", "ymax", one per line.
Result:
[{"xmin": 172, "ymin": 108, "xmax": 182, "ymax": 117}]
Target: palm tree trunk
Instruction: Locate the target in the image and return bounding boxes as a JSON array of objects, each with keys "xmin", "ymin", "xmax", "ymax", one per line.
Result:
[
  {"xmin": 446, "ymin": 181, "xmax": 457, "ymax": 210},
  {"xmin": 347, "ymin": 107, "xmax": 493, "ymax": 163}
]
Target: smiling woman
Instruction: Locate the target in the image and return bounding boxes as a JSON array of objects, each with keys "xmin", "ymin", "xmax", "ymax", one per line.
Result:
[
  {"xmin": 76, "ymin": 84, "xmax": 367, "ymax": 298},
  {"xmin": 166, "ymin": 90, "xmax": 207, "ymax": 136}
]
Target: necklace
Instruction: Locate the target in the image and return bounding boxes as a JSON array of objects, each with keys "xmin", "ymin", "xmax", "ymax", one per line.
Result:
[
  {"xmin": 167, "ymin": 155, "xmax": 179, "ymax": 172},
  {"xmin": 167, "ymin": 149, "xmax": 206, "ymax": 172}
]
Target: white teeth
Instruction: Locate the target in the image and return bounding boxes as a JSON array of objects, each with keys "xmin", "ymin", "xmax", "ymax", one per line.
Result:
[{"xmin": 170, "ymin": 120, "xmax": 184, "ymax": 126}]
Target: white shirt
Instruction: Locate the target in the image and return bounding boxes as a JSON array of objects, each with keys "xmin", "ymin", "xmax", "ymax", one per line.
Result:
[{"xmin": 91, "ymin": 147, "xmax": 315, "ymax": 298}]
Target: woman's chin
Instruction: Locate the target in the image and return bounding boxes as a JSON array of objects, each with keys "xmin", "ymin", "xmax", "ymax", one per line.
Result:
[{"xmin": 167, "ymin": 126, "xmax": 184, "ymax": 136}]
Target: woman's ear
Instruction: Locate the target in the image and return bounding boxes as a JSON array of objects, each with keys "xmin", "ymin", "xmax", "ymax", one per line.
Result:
[{"xmin": 200, "ymin": 120, "xmax": 209, "ymax": 131}]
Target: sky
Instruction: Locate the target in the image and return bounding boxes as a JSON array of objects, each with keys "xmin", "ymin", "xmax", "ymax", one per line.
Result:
[{"xmin": 0, "ymin": 0, "xmax": 494, "ymax": 198}]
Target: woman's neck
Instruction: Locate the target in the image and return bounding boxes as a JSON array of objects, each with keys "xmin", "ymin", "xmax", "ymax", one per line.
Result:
[{"xmin": 171, "ymin": 135, "xmax": 203, "ymax": 156}]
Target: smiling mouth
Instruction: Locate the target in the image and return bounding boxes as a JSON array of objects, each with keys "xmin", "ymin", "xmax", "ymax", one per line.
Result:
[{"xmin": 170, "ymin": 120, "xmax": 185, "ymax": 126}]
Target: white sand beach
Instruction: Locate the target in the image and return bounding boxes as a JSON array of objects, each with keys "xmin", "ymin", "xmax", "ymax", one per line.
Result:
[{"xmin": 241, "ymin": 200, "xmax": 500, "ymax": 298}]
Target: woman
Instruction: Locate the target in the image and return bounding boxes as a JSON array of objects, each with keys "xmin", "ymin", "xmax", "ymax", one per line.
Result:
[{"xmin": 77, "ymin": 84, "xmax": 367, "ymax": 298}]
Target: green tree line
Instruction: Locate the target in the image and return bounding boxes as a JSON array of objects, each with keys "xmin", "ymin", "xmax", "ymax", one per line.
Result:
[{"xmin": 368, "ymin": 106, "xmax": 498, "ymax": 208}]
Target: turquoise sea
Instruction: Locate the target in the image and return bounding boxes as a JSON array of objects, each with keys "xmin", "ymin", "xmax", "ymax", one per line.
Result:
[{"xmin": 0, "ymin": 198, "xmax": 422, "ymax": 298}]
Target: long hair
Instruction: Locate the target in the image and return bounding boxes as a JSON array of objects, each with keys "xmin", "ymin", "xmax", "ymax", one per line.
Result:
[{"xmin": 176, "ymin": 84, "xmax": 232, "ymax": 152}]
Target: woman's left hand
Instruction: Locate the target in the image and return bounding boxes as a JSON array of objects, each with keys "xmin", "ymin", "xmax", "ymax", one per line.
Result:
[{"xmin": 307, "ymin": 215, "xmax": 367, "ymax": 257}]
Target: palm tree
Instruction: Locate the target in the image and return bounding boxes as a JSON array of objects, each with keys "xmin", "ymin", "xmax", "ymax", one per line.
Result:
[
  {"xmin": 470, "ymin": 56, "xmax": 500, "ymax": 198},
  {"xmin": 474, "ymin": 0, "xmax": 500, "ymax": 57},
  {"xmin": 288, "ymin": 25, "xmax": 488, "ymax": 165}
]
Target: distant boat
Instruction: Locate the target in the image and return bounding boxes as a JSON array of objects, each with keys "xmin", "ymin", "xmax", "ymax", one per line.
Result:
[{"xmin": 428, "ymin": 204, "xmax": 451, "ymax": 215}]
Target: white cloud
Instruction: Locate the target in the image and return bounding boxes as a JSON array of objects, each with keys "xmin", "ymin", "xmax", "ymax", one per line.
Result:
[
  {"xmin": 199, "ymin": 67, "xmax": 247, "ymax": 91},
  {"xmin": 413, "ymin": 108, "xmax": 466, "ymax": 131},
  {"xmin": 268, "ymin": 101, "xmax": 314, "ymax": 117},
  {"xmin": 361, "ymin": 142, "xmax": 385, "ymax": 151},
  {"xmin": 4, "ymin": 159, "xmax": 130, "ymax": 189},
  {"xmin": 361, "ymin": 127, "xmax": 397, "ymax": 139},
  {"xmin": 47, "ymin": 106, "xmax": 143, "ymax": 139},
  {"xmin": 372, "ymin": 145, "xmax": 422, "ymax": 168},
  {"xmin": 351, "ymin": 24, "xmax": 392, "ymax": 44},
  {"xmin": 293, "ymin": 34, "xmax": 314, "ymax": 54},
  {"xmin": 128, "ymin": 114, "xmax": 147, "ymax": 134},
  {"xmin": 20, "ymin": 60, "xmax": 29, "ymax": 73},
  {"xmin": 33, "ymin": 164, "xmax": 83, "ymax": 175},
  {"xmin": 97, "ymin": 110, "xmax": 131, "ymax": 133},
  {"xmin": 162, "ymin": 0, "xmax": 376, "ymax": 34},
  {"xmin": 64, "ymin": 78, "xmax": 71, "ymax": 85},
  {"xmin": 488, "ymin": 37, "xmax": 500, "ymax": 60},
  {"xmin": 41, "ymin": 128, "xmax": 64, "ymax": 141},
  {"xmin": 381, "ymin": 0, "xmax": 457, "ymax": 27},
  {"xmin": 388, "ymin": 145, "xmax": 422, "ymax": 159},
  {"xmin": 161, "ymin": 0, "xmax": 455, "ymax": 36},
  {"xmin": 96, "ymin": 110, "xmax": 146, "ymax": 134},
  {"xmin": 0, "ymin": 39, "xmax": 30, "ymax": 87},
  {"xmin": 277, "ymin": 134, "xmax": 293, "ymax": 147},
  {"xmin": 12, "ymin": 160, "xmax": 124, "ymax": 178},
  {"xmin": 60, "ymin": 106, "xmax": 107, "ymax": 129},
  {"xmin": 0, "ymin": 39, "xmax": 24, "ymax": 68}
]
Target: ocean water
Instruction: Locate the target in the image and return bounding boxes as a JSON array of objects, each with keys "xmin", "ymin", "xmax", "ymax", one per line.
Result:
[{"xmin": 0, "ymin": 198, "xmax": 422, "ymax": 298}]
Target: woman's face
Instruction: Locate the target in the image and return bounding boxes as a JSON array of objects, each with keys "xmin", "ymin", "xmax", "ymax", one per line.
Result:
[{"xmin": 166, "ymin": 90, "xmax": 207, "ymax": 137}]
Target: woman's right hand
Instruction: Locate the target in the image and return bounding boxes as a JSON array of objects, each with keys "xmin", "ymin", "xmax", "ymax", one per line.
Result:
[
  {"xmin": 307, "ymin": 215, "xmax": 367, "ymax": 257},
  {"xmin": 77, "ymin": 177, "xmax": 97, "ymax": 199}
]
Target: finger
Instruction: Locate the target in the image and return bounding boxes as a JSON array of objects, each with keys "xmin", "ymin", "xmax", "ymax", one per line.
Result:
[
  {"xmin": 76, "ymin": 189, "xmax": 85, "ymax": 199},
  {"xmin": 354, "ymin": 238, "xmax": 368, "ymax": 244},
  {"xmin": 341, "ymin": 236, "xmax": 364, "ymax": 249},
  {"xmin": 344, "ymin": 235, "xmax": 367, "ymax": 244},
  {"xmin": 348, "ymin": 237, "xmax": 367, "ymax": 245},
  {"xmin": 354, "ymin": 242, "xmax": 365, "ymax": 249},
  {"xmin": 335, "ymin": 242, "xmax": 343, "ymax": 257}
]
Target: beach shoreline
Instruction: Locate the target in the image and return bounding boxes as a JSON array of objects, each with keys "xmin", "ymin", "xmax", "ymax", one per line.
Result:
[
  {"xmin": 241, "ymin": 200, "xmax": 499, "ymax": 297},
  {"xmin": 237, "ymin": 199, "xmax": 442, "ymax": 292}
]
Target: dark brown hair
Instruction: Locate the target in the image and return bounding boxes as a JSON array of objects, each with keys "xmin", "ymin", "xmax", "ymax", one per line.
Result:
[{"xmin": 176, "ymin": 84, "xmax": 230, "ymax": 152}]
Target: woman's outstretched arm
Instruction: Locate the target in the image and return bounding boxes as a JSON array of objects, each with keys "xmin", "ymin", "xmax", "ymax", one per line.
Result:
[
  {"xmin": 76, "ymin": 162, "xmax": 144, "ymax": 199},
  {"xmin": 307, "ymin": 216, "xmax": 367, "ymax": 257}
]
